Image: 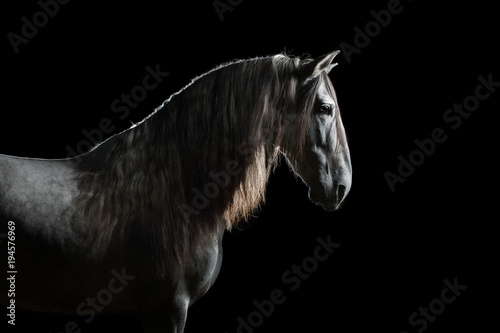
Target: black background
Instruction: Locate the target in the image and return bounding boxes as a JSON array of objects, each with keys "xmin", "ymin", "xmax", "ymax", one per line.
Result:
[{"xmin": 1, "ymin": 0, "xmax": 498, "ymax": 332}]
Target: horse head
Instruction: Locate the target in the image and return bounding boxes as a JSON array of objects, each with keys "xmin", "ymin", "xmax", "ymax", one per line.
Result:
[{"xmin": 282, "ymin": 51, "xmax": 352, "ymax": 211}]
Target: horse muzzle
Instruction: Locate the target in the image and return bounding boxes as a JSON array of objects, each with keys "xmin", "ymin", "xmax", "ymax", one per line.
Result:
[{"xmin": 308, "ymin": 179, "xmax": 350, "ymax": 211}]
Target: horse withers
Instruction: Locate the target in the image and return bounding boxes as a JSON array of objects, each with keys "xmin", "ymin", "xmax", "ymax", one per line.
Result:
[{"xmin": 0, "ymin": 51, "xmax": 351, "ymax": 332}]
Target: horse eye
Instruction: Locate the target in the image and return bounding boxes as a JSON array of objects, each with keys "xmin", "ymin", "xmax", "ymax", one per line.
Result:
[{"xmin": 319, "ymin": 104, "xmax": 332, "ymax": 113}]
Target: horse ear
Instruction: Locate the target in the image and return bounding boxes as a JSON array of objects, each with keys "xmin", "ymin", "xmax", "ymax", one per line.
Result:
[{"xmin": 301, "ymin": 50, "xmax": 340, "ymax": 79}]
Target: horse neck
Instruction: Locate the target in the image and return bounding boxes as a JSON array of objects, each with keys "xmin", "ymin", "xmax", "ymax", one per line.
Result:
[
  {"xmin": 79, "ymin": 61, "xmax": 284, "ymax": 229},
  {"xmin": 153, "ymin": 89, "xmax": 281, "ymax": 228}
]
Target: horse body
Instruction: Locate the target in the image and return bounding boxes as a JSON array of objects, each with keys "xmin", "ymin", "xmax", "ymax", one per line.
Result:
[
  {"xmin": 0, "ymin": 156, "xmax": 122, "ymax": 312},
  {"xmin": 1, "ymin": 52, "xmax": 351, "ymax": 332},
  {"xmin": 0, "ymin": 150, "xmax": 224, "ymax": 326}
]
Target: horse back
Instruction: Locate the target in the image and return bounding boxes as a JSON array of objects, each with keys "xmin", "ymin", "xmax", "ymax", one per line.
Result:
[{"xmin": 0, "ymin": 154, "xmax": 83, "ymax": 243}]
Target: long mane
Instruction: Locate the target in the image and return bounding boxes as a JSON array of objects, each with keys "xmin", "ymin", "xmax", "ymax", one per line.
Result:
[{"xmin": 74, "ymin": 54, "xmax": 325, "ymax": 275}]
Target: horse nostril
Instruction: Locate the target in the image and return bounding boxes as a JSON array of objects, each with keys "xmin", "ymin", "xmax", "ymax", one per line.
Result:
[{"xmin": 337, "ymin": 184, "xmax": 346, "ymax": 202}]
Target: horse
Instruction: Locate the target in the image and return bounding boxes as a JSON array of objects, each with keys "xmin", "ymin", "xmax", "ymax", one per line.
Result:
[{"xmin": 0, "ymin": 51, "xmax": 351, "ymax": 332}]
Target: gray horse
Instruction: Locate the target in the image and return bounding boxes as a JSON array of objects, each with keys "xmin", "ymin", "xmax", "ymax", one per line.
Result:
[{"xmin": 0, "ymin": 51, "xmax": 351, "ymax": 332}]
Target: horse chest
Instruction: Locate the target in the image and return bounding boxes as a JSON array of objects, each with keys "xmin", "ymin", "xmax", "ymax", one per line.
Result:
[{"xmin": 184, "ymin": 236, "xmax": 223, "ymax": 304}]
